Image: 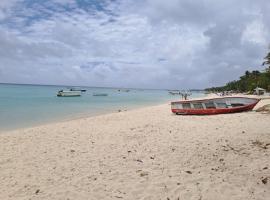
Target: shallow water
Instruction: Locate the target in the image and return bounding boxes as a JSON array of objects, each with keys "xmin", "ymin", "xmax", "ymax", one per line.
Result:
[{"xmin": 0, "ymin": 84, "xmax": 204, "ymax": 131}]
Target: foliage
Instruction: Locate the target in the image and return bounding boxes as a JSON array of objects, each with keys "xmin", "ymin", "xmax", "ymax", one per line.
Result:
[{"xmin": 206, "ymin": 50, "xmax": 270, "ymax": 92}]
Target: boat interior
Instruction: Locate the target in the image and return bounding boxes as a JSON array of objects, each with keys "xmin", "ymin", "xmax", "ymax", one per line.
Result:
[{"xmin": 171, "ymin": 97, "xmax": 257, "ymax": 110}]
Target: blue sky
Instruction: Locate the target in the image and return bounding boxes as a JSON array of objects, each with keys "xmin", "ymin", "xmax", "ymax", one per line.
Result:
[{"xmin": 0, "ymin": 0, "xmax": 269, "ymax": 89}]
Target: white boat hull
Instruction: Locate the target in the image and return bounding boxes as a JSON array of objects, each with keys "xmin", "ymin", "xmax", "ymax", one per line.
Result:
[{"xmin": 57, "ymin": 91, "xmax": 81, "ymax": 97}]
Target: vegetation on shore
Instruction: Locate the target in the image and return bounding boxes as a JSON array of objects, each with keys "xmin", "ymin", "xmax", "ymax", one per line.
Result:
[{"xmin": 206, "ymin": 50, "xmax": 270, "ymax": 92}]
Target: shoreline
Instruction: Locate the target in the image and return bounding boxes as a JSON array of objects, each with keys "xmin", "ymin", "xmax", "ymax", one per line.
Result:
[
  {"xmin": 0, "ymin": 101, "xmax": 171, "ymax": 135},
  {"xmin": 0, "ymin": 99, "xmax": 174, "ymax": 133},
  {"xmin": 1, "ymin": 83, "xmax": 194, "ymax": 133},
  {"xmin": 1, "ymin": 93, "xmax": 268, "ymax": 134}
]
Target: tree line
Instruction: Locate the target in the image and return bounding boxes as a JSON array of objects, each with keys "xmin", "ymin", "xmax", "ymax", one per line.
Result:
[{"xmin": 205, "ymin": 51, "xmax": 270, "ymax": 92}]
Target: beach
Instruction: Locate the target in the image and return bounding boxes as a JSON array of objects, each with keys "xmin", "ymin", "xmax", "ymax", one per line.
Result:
[{"xmin": 0, "ymin": 97, "xmax": 270, "ymax": 200}]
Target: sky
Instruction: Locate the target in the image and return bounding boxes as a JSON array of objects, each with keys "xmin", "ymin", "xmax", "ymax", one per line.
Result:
[{"xmin": 0, "ymin": 0, "xmax": 269, "ymax": 89}]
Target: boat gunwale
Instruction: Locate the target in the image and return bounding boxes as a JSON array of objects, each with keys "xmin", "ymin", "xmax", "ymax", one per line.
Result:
[{"xmin": 171, "ymin": 96, "xmax": 260, "ymax": 104}]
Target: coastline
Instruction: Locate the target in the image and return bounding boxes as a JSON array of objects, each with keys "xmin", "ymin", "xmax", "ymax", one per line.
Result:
[
  {"xmin": 1, "ymin": 83, "xmax": 196, "ymax": 132},
  {"xmin": 0, "ymin": 95, "xmax": 270, "ymax": 199},
  {"xmin": 0, "ymin": 99, "xmax": 173, "ymax": 133},
  {"xmin": 0, "ymin": 101, "xmax": 170, "ymax": 134},
  {"xmin": 0, "ymin": 83, "xmax": 188, "ymax": 132}
]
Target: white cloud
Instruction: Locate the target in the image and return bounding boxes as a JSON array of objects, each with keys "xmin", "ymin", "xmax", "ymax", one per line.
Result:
[
  {"xmin": 0, "ymin": 0, "xmax": 21, "ymax": 19},
  {"xmin": 242, "ymin": 19, "xmax": 267, "ymax": 45},
  {"xmin": 0, "ymin": 0, "xmax": 269, "ymax": 89}
]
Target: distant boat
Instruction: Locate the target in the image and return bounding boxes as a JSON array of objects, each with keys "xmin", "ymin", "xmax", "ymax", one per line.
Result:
[
  {"xmin": 171, "ymin": 97, "xmax": 260, "ymax": 115},
  {"xmin": 169, "ymin": 90, "xmax": 181, "ymax": 95},
  {"xmin": 118, "ymin": 89, "xmax": 130, "ymax": 92},
  {"xmin": 57, "ymin": 90, "xmax": 81, "ymax": 97},
  {"xmin": 93, "ymin": 93, "xmax": 108, "ymax": 96},
  {"xmin": 69, "ymin": 87, "xmax": 87, "ymax": 92}
]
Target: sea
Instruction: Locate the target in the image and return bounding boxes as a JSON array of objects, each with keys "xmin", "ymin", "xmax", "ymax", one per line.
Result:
[{"xmin": 0, "ymin": 83, "xmax": 205, "ymax": 131}]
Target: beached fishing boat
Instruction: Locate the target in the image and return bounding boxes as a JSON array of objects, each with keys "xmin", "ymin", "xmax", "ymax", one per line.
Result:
[
  {"xmin": 171, "ymin": 97, "xmax": 260, "ymax": 115},
  {"xmin": 57, "ymin": 90, "xmax": 81, "ymax": 97}
]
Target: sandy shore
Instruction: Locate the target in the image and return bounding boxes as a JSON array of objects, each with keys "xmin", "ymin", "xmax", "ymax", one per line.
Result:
[{"xmin": 0, "ymin": 97, "xmax": 270, "ymax": 200}]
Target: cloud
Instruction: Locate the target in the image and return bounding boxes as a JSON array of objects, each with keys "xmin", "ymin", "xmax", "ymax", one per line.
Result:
[{"xmin": 0, "ymin": 0, "xmax": 269, "ymax": 89}]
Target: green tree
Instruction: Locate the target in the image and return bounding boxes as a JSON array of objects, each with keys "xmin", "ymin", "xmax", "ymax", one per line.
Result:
[
  {"xmin": 245, "ymin": 70, "xmax": 250, "ymax": 77},
  {"xmin": 206, "ymin": 48, "xmax": 270, "ymax": 93},
  {"xmin": 262, "ymin": 50, "xmax": 270, "ymax": 72},
  {"xmin": 262, "ymin": 52, "xmax": 270, "ymax": 66}
]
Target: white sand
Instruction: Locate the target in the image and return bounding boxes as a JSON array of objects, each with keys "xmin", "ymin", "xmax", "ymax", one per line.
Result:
[{"xmin": 0, "ymin": 97, "xmax": 270, "ymax": 200}]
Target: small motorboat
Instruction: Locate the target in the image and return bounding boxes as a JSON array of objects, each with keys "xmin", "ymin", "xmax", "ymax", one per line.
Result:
[
  {"xmin": 171, "ymin": 97, "xmax": 260, "ymax": 115},
  {"xmin": 57, "ymin": 90, "xmax": 81, "ymax": 97},
  {"xmin": 69, "ymin": 87, "xmax": 87, "ymax": 92},
  {"xmin": 117, "ymin": 89, "xmax": 130, "ymax": 92},
  {"xmin": 169, "ymin": 90, "xmax": 181, "ymax": 95},
  {"xmin": 93, "ymin": 93, "xmax": 108, "ymax": 96}
]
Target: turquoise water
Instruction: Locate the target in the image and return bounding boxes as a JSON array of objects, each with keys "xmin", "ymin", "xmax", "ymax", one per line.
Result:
[{"xmin": 0, "ymin": 84, "xmax": 204, "ymax": 131}]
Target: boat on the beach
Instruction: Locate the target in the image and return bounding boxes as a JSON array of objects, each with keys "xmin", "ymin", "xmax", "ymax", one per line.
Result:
[
  {"xmin": 57, "ymin": 90, "xmax": 81, "ymax": 97},
  {"xmin": 93, "ymin": 93, "xmax": 108, "ymax": 96},
  {"xmin": 171, "ymin": 97, "xmax": 260, "ymax": 115}
]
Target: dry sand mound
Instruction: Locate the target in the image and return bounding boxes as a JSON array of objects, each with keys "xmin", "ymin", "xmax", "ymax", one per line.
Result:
[{"xmin": 256, "ymin": 104, "xmax": 270, "ymax": 113}]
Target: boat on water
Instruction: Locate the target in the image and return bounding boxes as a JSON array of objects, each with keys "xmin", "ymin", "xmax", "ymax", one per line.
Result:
[
  {"xmin": 57, "ymin": 90, "xmax": 81, "ymax": 97},
  {"xmin": 118, "ymin": 89, "xmax": 130, "ymax": 92},
  {"xmin": 171, "ymin": 97, "xmax": 260, "ymax": 115},
  {"xmin": 69, "ymin": 87, "xmax": 87, "ymax": 92},
  {"xmin": 169, "ymin": 90, "xmax": 181, "ymax": 95},
  {"xmin": 93, "ymin": 93, "xmax": 108, "ymax": 96}
]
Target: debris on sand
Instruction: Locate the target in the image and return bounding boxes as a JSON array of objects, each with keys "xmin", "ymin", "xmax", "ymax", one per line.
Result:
[
  {"xmin": 136, "ymin": 170, "xmax": 149, "ymax": 177},
  {"xmin": 252, "ymin": 140, "xmax": 270, "ymax": 149},
  {"xmin": 261, "ymin": 177, "xmax": 268, "ymax": 184},
  {"xmin": 140, "ymin": 172, "xmax": 149, "ymax": 177}
]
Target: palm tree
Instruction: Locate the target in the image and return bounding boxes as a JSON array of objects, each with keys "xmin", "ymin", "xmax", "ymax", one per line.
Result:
[
  {"xmin": 262, "ymin": 51, "xmax": 270, "ymax": 72},
  {"xmin": 262, "ymin": 49, "xmax": 270, "ymax": 91},
  {"xmin": 245, "ymin": 70, "xmax": 250, "ymax": 77}
]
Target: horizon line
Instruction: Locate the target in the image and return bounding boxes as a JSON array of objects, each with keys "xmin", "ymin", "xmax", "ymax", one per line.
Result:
[{"xmin": 0, "ymin": 82, "xmax": 205, "ymax": 91}]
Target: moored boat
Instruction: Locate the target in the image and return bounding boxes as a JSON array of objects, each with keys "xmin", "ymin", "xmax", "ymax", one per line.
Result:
[
  {"xmin": 93, "ymin": 93, "xmax": 108, "ymax": 96},
  {"xmin": 57, "ymin": 90, "xmax": 81, "ymax": 97},
  {"xmin": 169, "ymin": 90, "xmax": 181, "ymax": 95},
  {"xmin": 171, "ymin": 97, "xmax": 260, "ymax": 115},
  {"xmin": 69, "ymin": 87, "xmax": 87, "ymax": 92}
]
